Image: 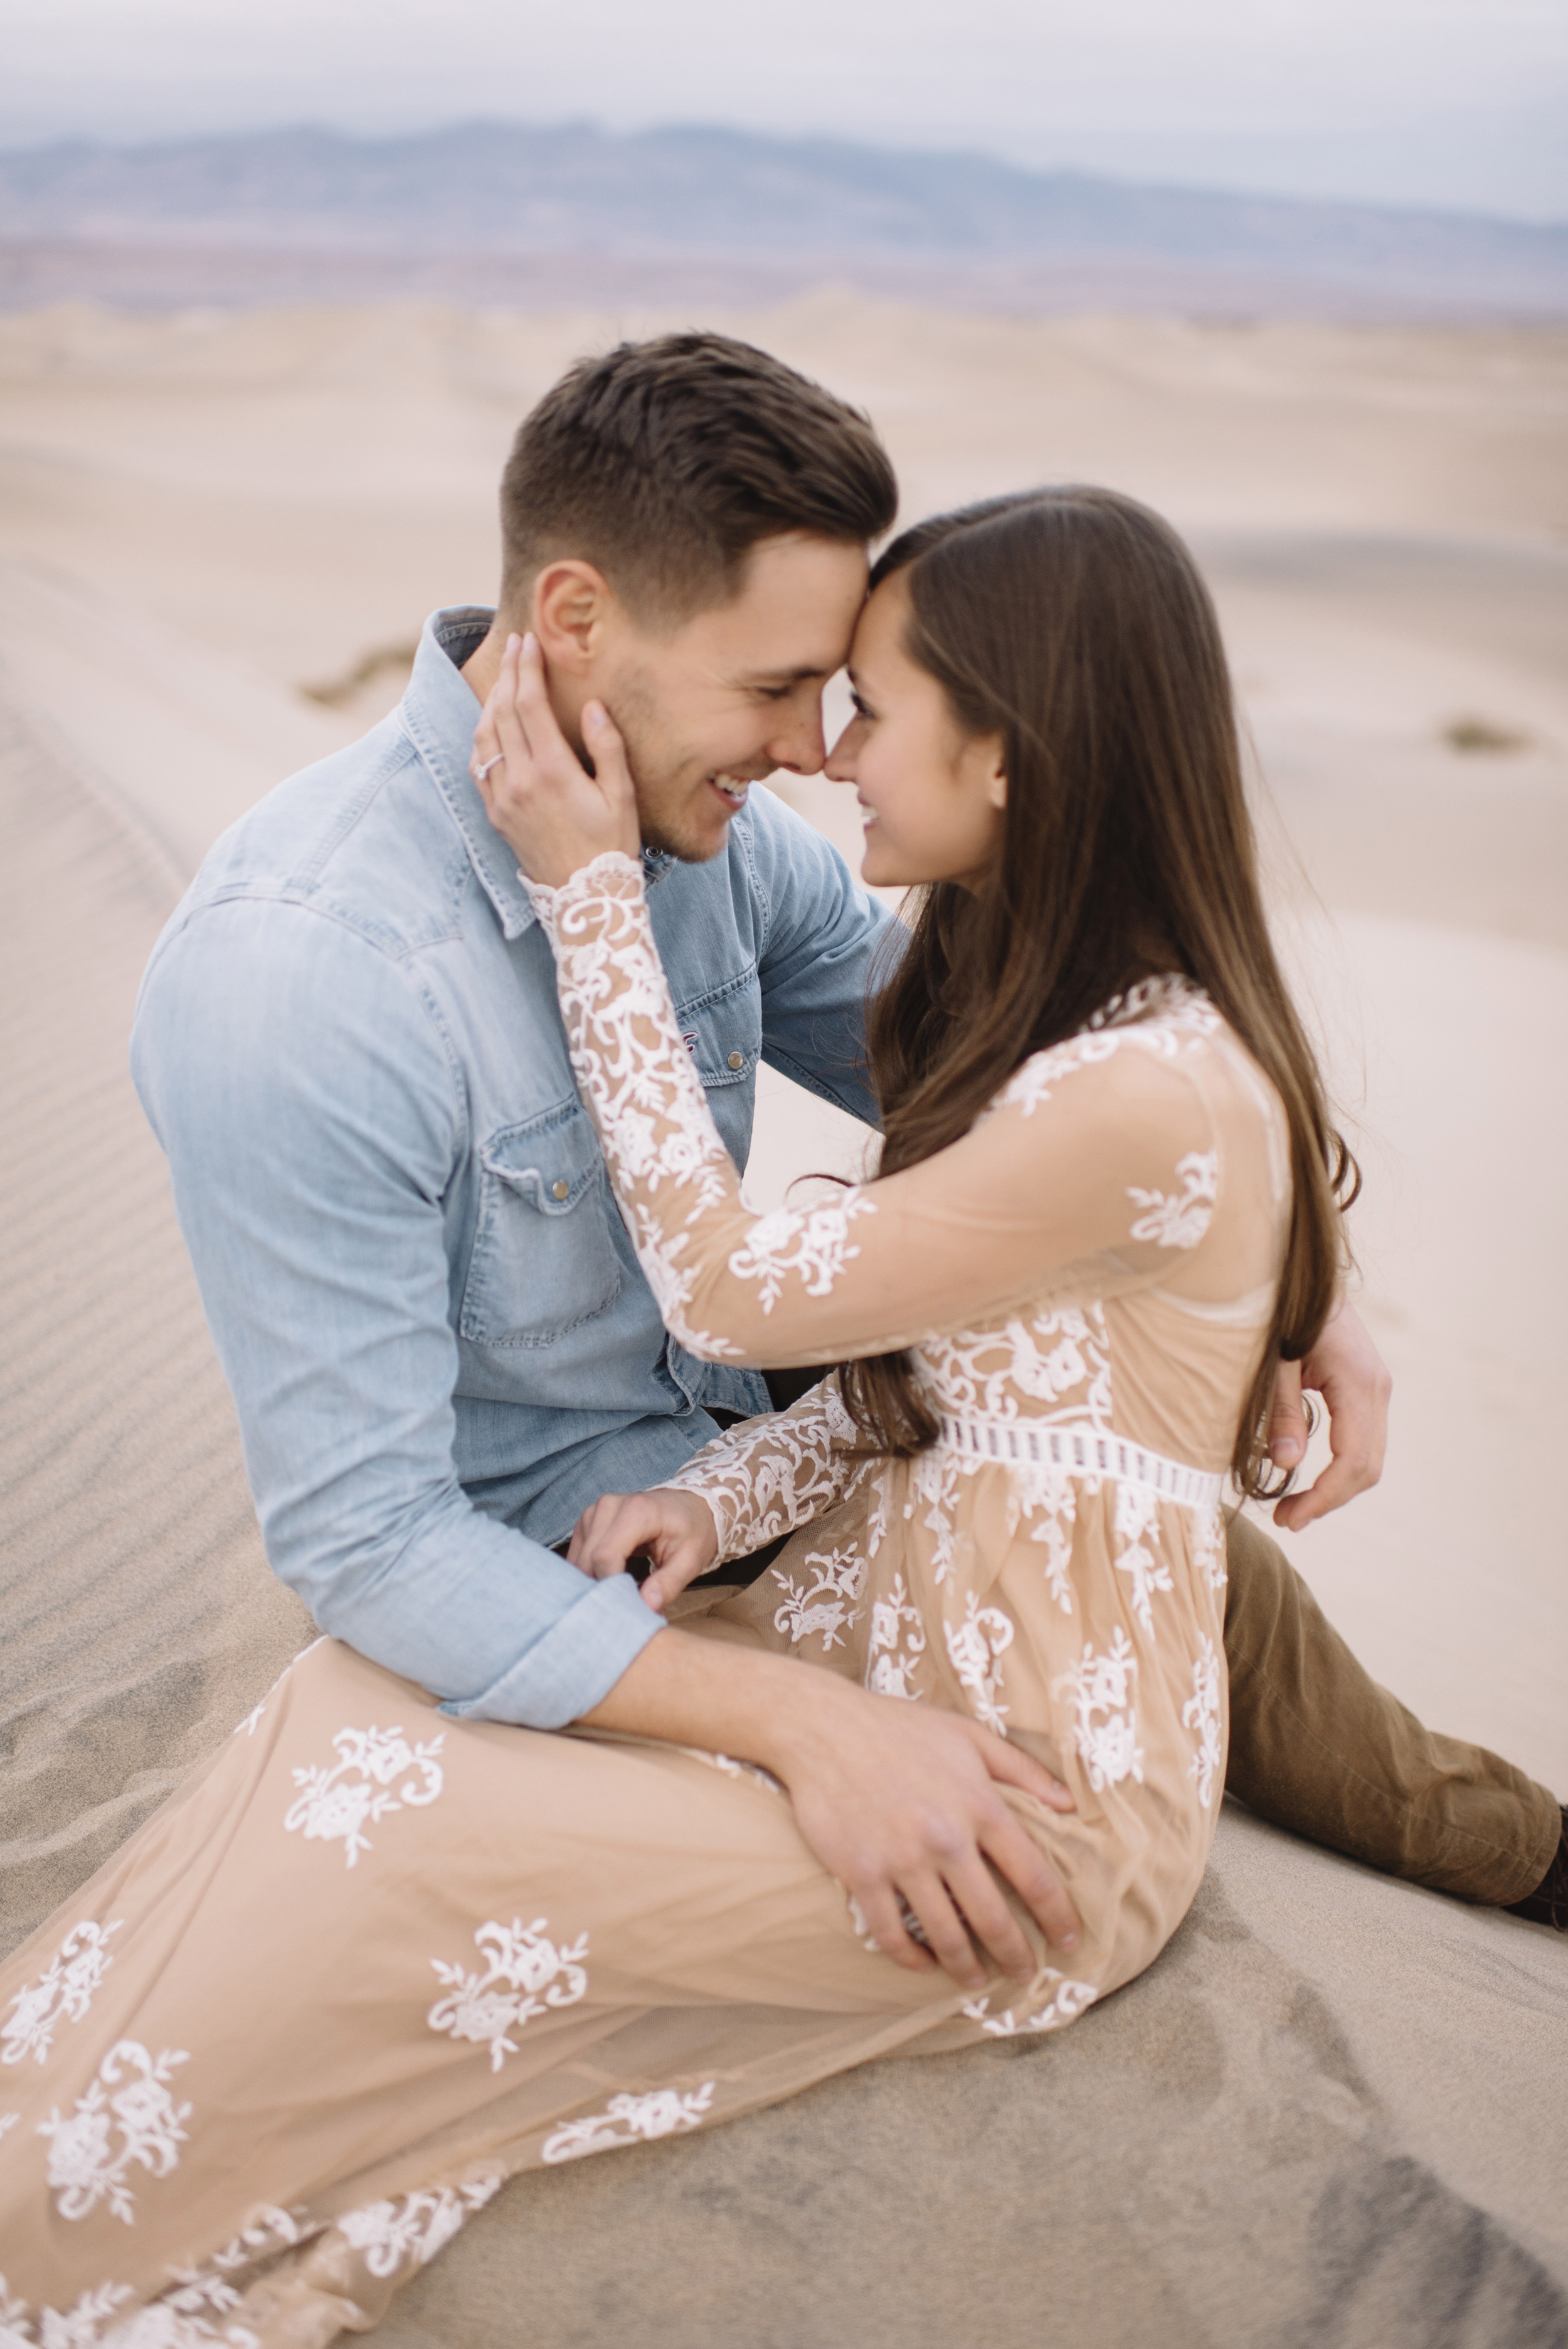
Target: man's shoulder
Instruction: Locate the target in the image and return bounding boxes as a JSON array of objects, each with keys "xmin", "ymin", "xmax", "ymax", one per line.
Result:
[{"xmin": 174, "ymin": 711, "xmax": 469, "ymax": 958}]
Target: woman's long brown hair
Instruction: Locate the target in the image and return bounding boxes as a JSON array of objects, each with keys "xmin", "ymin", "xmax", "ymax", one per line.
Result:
[{"xmin": 840, "ymin": 487, "xmax": 1357, "ymax": 1498}]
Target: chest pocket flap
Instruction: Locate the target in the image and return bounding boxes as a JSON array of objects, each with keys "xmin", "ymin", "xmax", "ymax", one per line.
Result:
[{"xmin": 460, "ymin": 1104, "xmax": 622, "ymax": 1349}]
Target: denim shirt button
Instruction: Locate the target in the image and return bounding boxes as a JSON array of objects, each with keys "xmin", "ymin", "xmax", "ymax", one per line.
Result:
[
  {"xmin": 551, "ymin": 1180, "xmax": 569, "ymax": 1201},
  {"xmin": 726, "ymin": 1051, "xmax": 744, "ymax": 1070}
]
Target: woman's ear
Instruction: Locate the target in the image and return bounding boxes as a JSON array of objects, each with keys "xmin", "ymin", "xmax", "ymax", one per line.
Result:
[{"xmin": 985, "ymin": 740, "xmax": 1009, "ymax": 811}]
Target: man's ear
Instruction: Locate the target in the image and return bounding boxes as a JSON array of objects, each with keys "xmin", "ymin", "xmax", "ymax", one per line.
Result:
[{"xmin": 532, "ymin": 560, "xmax": 616, "ymax": 673}]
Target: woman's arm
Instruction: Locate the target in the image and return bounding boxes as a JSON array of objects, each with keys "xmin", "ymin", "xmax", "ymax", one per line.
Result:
[
  {"xmin": 529, "ymin": 849, "xmax": 1219, "ymax": 1365},
  {"xmin": 569, "ymin": 1376, "xmax": 866, "ymax": 1611}
]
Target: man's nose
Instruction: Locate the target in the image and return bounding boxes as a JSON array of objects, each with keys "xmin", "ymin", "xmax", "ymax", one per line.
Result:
[{"xmin": 766, "ymin": 703, "xmax": 827, "ymax": 778}]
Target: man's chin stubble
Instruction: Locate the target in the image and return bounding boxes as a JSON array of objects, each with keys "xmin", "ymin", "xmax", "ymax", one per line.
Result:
[{"xmin": 636, "ymin": 810, "xmax": 732, "ymax": 864}]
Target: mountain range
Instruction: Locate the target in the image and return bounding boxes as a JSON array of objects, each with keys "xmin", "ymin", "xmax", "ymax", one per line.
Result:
[{"xmin": 2, "ymin": 122, "xmax": 1564, "ymax": 316}]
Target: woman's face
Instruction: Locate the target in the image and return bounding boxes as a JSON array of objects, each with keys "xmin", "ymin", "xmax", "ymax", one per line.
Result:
[{"xmin": 825, "ymin": 571, "xmax": 1007, "ymax": 891}]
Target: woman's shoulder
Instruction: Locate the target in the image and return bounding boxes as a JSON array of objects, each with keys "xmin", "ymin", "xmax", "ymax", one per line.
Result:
[{"xmin": 983, "ymin": 975, "xmax": 1226, "ymax": 1125}]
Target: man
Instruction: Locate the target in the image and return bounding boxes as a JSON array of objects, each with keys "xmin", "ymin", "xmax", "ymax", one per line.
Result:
[{"xmin": 132, "ymin": 331, "xmax": 1563, "ymax": 1935}]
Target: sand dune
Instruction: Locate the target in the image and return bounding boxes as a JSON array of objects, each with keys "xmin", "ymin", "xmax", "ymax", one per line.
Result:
[{"xmin": 1, "ymin": 297, "xmax": 1564, "ymax": 2338}]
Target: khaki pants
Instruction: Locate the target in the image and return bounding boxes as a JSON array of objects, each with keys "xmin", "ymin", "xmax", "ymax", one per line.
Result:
[{"xmin": 1222, "ymin": 1510, "xmax": 1559, "ymax": 1905}]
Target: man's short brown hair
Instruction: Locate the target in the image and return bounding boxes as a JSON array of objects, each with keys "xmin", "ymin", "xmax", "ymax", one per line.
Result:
[{"xmin": 499, "ymin": 332, "xmax": 898, "ymax": 625}]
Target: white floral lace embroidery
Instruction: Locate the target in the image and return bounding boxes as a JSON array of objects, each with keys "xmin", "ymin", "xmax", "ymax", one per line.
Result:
[
  {"xmin": 158, "ymin": 2206, "xmax": 319, "ymax": 2335},
  {"xmin": 1113, "ymin": 1484, "xmax": 1174, "ymax": 1636},
  {"xmin": 541, "ymin": 2082, "xmax": 716, "ymax": 2165},
  {"xmin": 1026, "ymin": 1478, "xmax": 1078, "ymax": 1613},
  {"xmin": 427, "ymin": 1918, "xmax": 589, "ymax": 2071},
  {"xmin": 0, "ymin": 2227, "xmax": 329, "ymax": 2349},
  {"xmin": 842, "ymin": 1890, "xmax": 932, "ymax": 1954},
  {"xmin": 100, "ymin": 2309, "xmax": 260, "ymax": 2348},
  {"xmin": 864, "ymin": 1465, "xmax": 892, "ymax": 1559},
  {"xmin": 1126, "ymin": 1150, "xmax": 1219, "ymax": 1249},
  {"xmin": 863, "ymin": 1573, "xmax": 929, "ymax": 1699},
  {"xmin": 3, "ymin": 1920, "xmax": 123, "ymax": 2067},
  {"xmin": 962, "ymin": 1976, "xmax": 1099, "ymax": 2035},
  {"xmin": 0, "ymin": 2277, "xmax": 137, "ymax": 2347},
  {"xmin": 336, "ymin": 2177, "xmax": 502, "ymax": 2277},
  {"xmin": 662, "ymin": 1377, "xmax": 861, "ymax": 1563},
  {"xmin": 904, "ymin": 1443, "xmax": 963, "ymax": 1586},
  {"xmin": 985, "ymin": 977, "xmax": 1219, "ymax": 1125},
  {"xmin": 844, "ymin": 1892, "xmax": 879, "ymax": 1950},
  {"xmin": 943, "ymin": 1593, "xmax": 1014, "ymax": 1736},
  {"xmin": 282, "ymin": 1724, "xmax": 444, "ymax": 1868},
  {"xmin": 770, "ymin": 1543, "xmax": 866, "ymax": 1652},
  {"xmin": 1192, "ymin": 1505, "xmax": 1227, "ymax": 1594},
  {"xmin": 38, "ymin": 2040, "xmax": 193, "ymax": 2225},
  {"xmin": 1182, "ymin": 1635, "xmax": 1224, "ymax": 1810},
  {"xmin": 918, "ymin": 1303, "xmax": 1113, "ymax": 1452},
  {"xmin": 524, "ymin": 854, "xmax": 743, "ymax": 1357},
  {"xmin": 1055, "ymin": 1628, "xmax": 1145, "ymax": 1792},
  {"xmin": 699, "ymin": 1750, "xmax": 785, "ymax": 1795},
  {"xmin": 725, "ymin": 1195, "xmax": 876, "ymax": 1311}
]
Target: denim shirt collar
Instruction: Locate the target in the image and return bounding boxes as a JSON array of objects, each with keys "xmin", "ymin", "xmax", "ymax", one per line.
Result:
[
  {"xmin": 396, "ymin": 606, "xmax": 677, "ymax": 942},
  {"xmin": 396, "ymin": 607, "xmax": 539, "ymax": 940}
]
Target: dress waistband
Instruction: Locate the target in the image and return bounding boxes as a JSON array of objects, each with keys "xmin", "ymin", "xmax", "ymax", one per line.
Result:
[{"xmin": 933, "ymin": 1412, "xmax": 1225, "ymax": 1512}]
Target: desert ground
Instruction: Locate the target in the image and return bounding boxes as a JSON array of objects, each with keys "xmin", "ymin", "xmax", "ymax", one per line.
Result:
[{"xmin": 1, "ymin": 298, "xmax": 1565, "ymax": 2340}]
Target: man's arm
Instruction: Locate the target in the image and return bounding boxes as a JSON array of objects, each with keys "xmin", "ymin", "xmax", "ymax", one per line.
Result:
[
  {"xmin": 131, "ymin": 896, "xmax": 664, "ymax": 1727},
  {"xmin": 744, "ymin": 790, "xmax": 892, "ymax": 1128},
  {"xmin": 582, "ymin": 1622, "xmax": 1080, "ymax": 1988}
]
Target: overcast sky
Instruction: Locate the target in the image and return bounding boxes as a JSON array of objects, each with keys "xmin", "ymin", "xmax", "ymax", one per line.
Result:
[{"xmin": 4, "ymin": 0, "xmax": 1564, "ymax": 220}]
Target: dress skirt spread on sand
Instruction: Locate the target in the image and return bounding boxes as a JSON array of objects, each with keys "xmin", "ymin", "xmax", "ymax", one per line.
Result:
[{"xmin": 0, "ymin": 855, "xmax": 1288, "ymax": 2344}]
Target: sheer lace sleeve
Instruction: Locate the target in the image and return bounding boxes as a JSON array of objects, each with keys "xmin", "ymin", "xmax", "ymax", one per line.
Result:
[
  {"xmin": 527, "ymin": 854, "xmax": 1227, "ymax": 1371},
  {"xmin": 660, "ymin": 1377, "xmax": 865, "ymax": 1564}
]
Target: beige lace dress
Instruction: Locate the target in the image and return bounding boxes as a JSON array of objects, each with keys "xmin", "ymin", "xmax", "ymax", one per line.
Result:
[{"xmin": 0, "ymin": 853, "xmax": 1289, "ymax": 2345}]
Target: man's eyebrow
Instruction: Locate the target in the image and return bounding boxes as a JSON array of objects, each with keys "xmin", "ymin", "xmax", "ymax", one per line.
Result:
[{"xmin": 734, "ymin": 660, "xmax": 842, "ymax": 687}]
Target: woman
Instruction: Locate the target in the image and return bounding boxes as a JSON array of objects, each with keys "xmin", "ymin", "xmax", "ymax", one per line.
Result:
[{"xmin": 0, "ymin": 489, "xmax": 1349, "ymax": 2341}]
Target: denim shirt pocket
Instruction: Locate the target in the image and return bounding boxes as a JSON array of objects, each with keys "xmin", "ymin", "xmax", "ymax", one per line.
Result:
[
  {"xmin": 671, "ymin": 967, "xmax": 763, "ymax": 1172},
  {"xmin": 460, "ymin": 1103, "xmax": 622, "ymax": 1348}
]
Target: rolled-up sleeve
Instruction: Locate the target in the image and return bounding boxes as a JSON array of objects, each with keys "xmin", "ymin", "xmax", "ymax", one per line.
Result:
[{"xmin": 130, "ymin": 895, "xmax": 663, "ymax": 1727}]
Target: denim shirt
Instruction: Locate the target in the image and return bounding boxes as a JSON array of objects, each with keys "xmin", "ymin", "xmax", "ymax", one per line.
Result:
[{"xmin": 131, "ymin": 608, "xmax": 889, "ymax": 1728}]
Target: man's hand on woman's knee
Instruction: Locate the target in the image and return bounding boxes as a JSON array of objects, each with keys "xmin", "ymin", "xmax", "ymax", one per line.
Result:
[
  {"xmin": 779, "ymin": 1687, "xmax": 1081, "ymax": 1989},
  {"xmin": 578, "ymin": 1585, "xmax": 1081, "ymax": 1990},
  {"xmin": 1266, "ymin": 1298, "xmax": 1392, "ymax": 1532}
]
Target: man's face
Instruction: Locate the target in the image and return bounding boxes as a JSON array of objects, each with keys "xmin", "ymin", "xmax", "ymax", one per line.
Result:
[{"xmin": 590, "ymin": 534, "xmax": 869, "ymax": 862}]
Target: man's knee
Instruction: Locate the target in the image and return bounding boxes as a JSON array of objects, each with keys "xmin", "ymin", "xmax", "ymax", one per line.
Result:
[{"xmin": 1222, "ymin": 1508, "xmax": 1306, "ymax": 1663}]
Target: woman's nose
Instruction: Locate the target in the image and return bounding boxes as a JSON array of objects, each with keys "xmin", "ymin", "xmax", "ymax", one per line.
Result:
[{"xmin": 823, "ymin": 716, "xmax": 863, "ymax": 782}]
